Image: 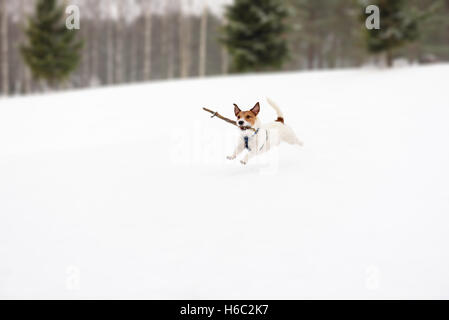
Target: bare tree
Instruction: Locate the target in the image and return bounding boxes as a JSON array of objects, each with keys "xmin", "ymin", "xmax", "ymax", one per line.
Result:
[
  {"xmin": 1, "ymin": 0, "xmax": 9, "ymax": 95},
  {"xmin": 221, "ymin": 17, "xmax": 228, "ymax": 75},
  {"xmin": 198, "ymin": 1, "xmax": 208, "ymax": 77},
  {"xmin": 114, "ymin": 0, "xmax": 124, "ymax": 84},
  {"xmin": 128, "ymin": 7, "xmax": 138, "ymax": 82},
  {"xmin": 142, "ymin": 0, "xmax": 152, "ymax": 81},
  {"xmin": 20, "ymin": 0, "xmax": 32, "ymax": 93},
  {"xmin": 90, "ymin": 0, "xmax": 101, "ymax": 86},
  {"xmin": 126, "ymin": 0, "xmax": 142, "ymax": 83},
  {"xmin": 163, "ymin": 0, "xmax": 178, "ymax": 79},
  {"xmin": 179, "ymin": 0, "xmax": 192, "ymax": 78},
  {"xmin": 105, "ymin": 0, "xmax": 114, "ymax": 85},
  {"xmin": 81, "ymin": 1, "xmax": 90, "ymax": 87}
]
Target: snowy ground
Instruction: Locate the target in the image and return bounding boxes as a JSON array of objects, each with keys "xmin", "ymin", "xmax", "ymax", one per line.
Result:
[{"xmin": 1, "ymin": 65, "xmax": 449, "ymax": 299}]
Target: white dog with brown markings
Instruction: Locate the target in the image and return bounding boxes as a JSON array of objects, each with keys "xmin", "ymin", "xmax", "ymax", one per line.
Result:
[{"xmin": 227, "ymin": 98, "xmax": 303, "ymax": 165}]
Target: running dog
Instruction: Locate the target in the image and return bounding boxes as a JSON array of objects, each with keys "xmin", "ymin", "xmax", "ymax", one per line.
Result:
[{"xmin": 227, "ymin": 98, "xmax": 303, "ymax": 165}]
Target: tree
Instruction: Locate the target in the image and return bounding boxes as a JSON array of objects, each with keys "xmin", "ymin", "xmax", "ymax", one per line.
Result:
[
  {"xmin": 21, "ymin": 0, "xmax": 83, "ymax": 86},
  {"xmin": 1, "ymin": 0, "xmax": 8, "ymax": 95},
  {"xmin": 403, "ymin": 0, "xmax": 448, "ymax": 63},
  {"xmin": 19, "ymin": 0, "xmax": 32, "ymax": 93},
  {"xmin": 114, "ymin": 0, "xmax": 124, "ymax": 84},
  {"xmin": 198, "ymin": 2, "xmax": 208, "ymax": 77},
  {"xmin": 80, "ymin": 0, "xmax": 90, "ymax": 86},
  {"xmin": 142, "ymin": 0, "xmax": 153, "ymax": 81},
  {"xmin": 362, "ymin": 0, "xmax": 420, "ymax": 67},
  {"xmin": 287, "ymin": 0, "xmax": 328, "ymax": 70},
  {"xmin": 221, "ymin": 0, "xmax": 289, "ymax": 72},
  {"xmin": 89, "ymin": 0, "xmax": 101, "ymax": 86},
  {"xmin": 221, "ymin": 16, "xmax": 229, "ymax": 74},
  {"xmin": 286, "ymin": 0, "xmax": 365, "ymax": 70},
  {"xmin": 162, "ymin": 0, "xmax": 178, "ymax": 79},
  {"xmin": 128, "ymin": 1, "xmax": 142, "ymax": 83},
  {"xmin": 179, "ymin": 0, "xmax": 192, "ymax": 78},
  {"xmin": 105, "ymin": 0, "xmax": 114, "ymax": 85}
]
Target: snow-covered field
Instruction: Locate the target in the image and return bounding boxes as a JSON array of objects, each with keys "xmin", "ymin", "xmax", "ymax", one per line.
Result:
[{"xmin": 1, "ymin": 65, "xmax": 449, "ymax": 299}]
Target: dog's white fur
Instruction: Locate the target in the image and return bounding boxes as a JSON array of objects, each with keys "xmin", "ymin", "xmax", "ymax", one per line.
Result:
[{"xmin": 227, "ymin": 98, "xmax": 303, "ymax": 165}]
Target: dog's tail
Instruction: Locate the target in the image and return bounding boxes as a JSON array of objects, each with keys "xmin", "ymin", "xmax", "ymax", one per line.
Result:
[{"xmin": 267, "ymin": 98, "xmax": 285, "ymax": 124}]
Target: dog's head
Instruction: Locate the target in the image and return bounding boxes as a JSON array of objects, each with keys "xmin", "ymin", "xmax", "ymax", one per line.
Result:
[{"xmin": 233, "ymin": 102, "xmax": 260, "ymax": 131}]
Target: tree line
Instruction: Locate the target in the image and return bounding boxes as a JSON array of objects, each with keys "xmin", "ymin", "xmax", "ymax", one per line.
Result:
[{"xmin": 1, "ymin": 0, "xmax": 448, "ymax": 96}]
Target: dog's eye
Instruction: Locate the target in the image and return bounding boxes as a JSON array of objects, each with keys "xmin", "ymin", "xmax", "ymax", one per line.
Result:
[
  {"xmin": 237, "ymin": 116, "xmax": 241, "ymax": 119},
  {"xmin": 246, "ymin": 116, "xmax": 251, "ymax": 119}
]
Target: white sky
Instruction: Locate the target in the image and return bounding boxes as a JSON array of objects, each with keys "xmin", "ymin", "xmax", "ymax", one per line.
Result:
[
  {"xmin": 111, "ymin": 0, "xmax": 234, "ymax": 17},
  {"xmin": 7, "ymin": 0, "xmax": 235, "ymax": 23},
  {"xmin": 100, "ymin": 0, "xmax": 234, "ymax": 21},
  {"xmin": 195, "ymin": 0, "xmax": 233, "ymax": 14},
  {"xmin": 159, "ymin": 0, "xmax": 234, "ymax": 15},
  {"xmin": 8, "ymin": 0, "xmax": 235, "ymax": 21}
]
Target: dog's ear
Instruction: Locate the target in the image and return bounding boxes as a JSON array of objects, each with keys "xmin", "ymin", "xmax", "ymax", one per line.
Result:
[
  {"xmin": 251, "ymin": 102, "xmax": 260, "ymax": 116},
  {"xmin": 234, "ymin": 104, "xmax": 241, "ymax": 117}
]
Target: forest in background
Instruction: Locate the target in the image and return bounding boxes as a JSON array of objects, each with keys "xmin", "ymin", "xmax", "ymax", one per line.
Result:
[{"xmin": 1, "ymin": 0, "xmax": 449, "ymax": 96}]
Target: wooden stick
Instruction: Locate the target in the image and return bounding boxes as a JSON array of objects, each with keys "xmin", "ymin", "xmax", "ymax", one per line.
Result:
[{"xmin": 202, "ymin": 107, "xmax": 256, "ymax": 132}]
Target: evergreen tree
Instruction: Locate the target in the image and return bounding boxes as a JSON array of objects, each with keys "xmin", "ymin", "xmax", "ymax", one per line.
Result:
[
  {"xmin": 221, "ymin": 0, "xmax": 289, "ymax": 72},
  {"xmin": 403, "ymin": 0, "xmax": 448, "ymax": 63},
  {"xmin": 362, "ymin": 0, "xmax": 420, "ymax": 67},
  {"xmin": 21, "ymin": 0, "xmax": 83, "ymax": 86}
]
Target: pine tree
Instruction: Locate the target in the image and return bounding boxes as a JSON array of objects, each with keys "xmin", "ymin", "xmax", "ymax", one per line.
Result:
[
  {"xmin": 403, "ymin": 0, "xmax": 448, "ymax": 63},
  {"xmin": 363, "ymin": 0, "xmax": 420, "ymax": 67},
  {"xmin": 221, "ymin": 0, "xmax": 289, "ymax": 72},
  {"xmin": 21, "ymin": 0, "xmax": 83, "ymax": 86}
]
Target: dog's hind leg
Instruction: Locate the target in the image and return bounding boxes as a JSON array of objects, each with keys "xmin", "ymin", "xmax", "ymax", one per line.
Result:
[{"xmin": 283, "ymin": 127, "xmax": 303, "ymax": 147}]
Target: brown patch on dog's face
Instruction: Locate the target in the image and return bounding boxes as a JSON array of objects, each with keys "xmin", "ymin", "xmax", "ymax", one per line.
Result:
[
  {"xmin": 234, "ymin": 102, "xmax": 260, "ymax": 129},
  {"xmin": 236, "ymin": 111, "xmax": 257, "ymax": 126}
]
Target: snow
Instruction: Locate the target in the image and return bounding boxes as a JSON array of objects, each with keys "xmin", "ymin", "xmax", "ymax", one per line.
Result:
[{"xmin": 1, "ymin": 65, "xmax": 449, "ymax": 299}]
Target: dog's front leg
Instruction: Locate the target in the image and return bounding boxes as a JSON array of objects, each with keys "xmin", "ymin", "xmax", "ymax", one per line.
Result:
[
  {"xmin": 240, "ymin": 150, "xmax": 256, "ymax": 165},
  {"xmin": 227, "ymin": 140, "xmax": 245, "ymax": 160}
]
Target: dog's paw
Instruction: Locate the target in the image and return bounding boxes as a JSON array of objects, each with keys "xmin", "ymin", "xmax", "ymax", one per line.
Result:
[
  {"xmin": 227, "ymin": 155, "xmax": 236, "ymax": 160},
  {"xmin": 240, "ymin": 160, "xmax": 247, "ymax": 165}
]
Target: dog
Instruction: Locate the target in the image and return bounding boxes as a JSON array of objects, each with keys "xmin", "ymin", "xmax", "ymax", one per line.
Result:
[{"xmin": 227, "ymin": 98, "xmax": 303, "ymax": 165}]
